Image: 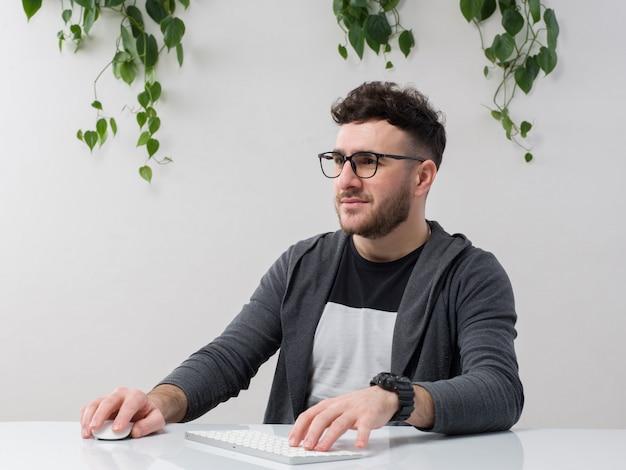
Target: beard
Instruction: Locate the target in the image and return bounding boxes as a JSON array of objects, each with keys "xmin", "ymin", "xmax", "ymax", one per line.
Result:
[{"xmin": 336, "ymin": 177, "xmax": 412, "ymax": 239}]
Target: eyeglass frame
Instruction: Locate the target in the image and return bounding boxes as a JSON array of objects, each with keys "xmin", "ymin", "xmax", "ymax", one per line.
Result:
[{"xmin": 317, "ymin": 151, "xmax": 426, "ymax": 179}]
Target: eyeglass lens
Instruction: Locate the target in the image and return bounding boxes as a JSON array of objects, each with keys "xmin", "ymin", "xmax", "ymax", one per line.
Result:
[{"xmin": 320, "ymin": 152, "xmax": 378, "ymax": 178}]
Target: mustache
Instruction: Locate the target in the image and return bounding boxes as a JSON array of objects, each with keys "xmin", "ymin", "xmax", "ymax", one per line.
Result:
[{"xmin": 337, "ymin": 191, "xmax": 372, "ymax": 201}]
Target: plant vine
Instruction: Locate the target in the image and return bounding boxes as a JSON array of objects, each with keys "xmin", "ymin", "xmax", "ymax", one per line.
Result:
[
  {"xmin": 23, "ymin": 0, "xmax": 188, "ymax": 182},
  {"xmin": 333, "ymin": 0, "xmax": 559, "ymax": 162},
  {"xmin": 22, "ymin": 0, "xmax": 559, "ymax": 182}
]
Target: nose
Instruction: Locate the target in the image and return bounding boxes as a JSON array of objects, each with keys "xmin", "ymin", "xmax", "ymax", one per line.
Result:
[{"xmin": 336, "ymin": 160, "xmax": 361, "ymax": 190}]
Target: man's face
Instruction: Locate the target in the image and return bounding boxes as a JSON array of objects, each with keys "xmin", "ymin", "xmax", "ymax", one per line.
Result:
[{"xmin": 333, "ymin": 120, "xmax": 417, "ymax": 239}]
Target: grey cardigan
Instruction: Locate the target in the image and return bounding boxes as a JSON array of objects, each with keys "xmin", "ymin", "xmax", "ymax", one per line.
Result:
[{"xmin": 161, "ymin": 221, "xmax": 523, "ymax": 434}]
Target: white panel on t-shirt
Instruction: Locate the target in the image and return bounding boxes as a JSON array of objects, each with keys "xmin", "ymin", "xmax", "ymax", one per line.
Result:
[{"xmin": 306, "ymin": 301, "xmax": 397, "ymax": 408}]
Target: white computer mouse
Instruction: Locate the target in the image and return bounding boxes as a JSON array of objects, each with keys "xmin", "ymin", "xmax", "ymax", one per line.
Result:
[{"xmin": 91, "ymin": 420, "xmax": 133, "ymax": 440}]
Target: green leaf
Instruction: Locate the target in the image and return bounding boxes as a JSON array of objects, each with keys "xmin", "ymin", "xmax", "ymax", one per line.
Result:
[
  {"xmin": 96, "ymin": 118, "xmax": 108, "ymax": 140},
  {"xmin": 385, "ymin": 61, "xmax": 393, "ymax": 69},
  {"xmin": 137, "ymin": 33, "xmax": 159, "ymax": 68},
  {"xmin": 398, "ymin": 30, "xmax": 415, "ymax": 58},
  {"xmin": 514, "ymin": 67, "xmax": 534, "ymax": 94},
  {"xmin": 148, "ymin": 81, "xmax": 162, "ymax": 102},
  {"xmin": 502, "ymin": 9, "xmax": 524, "ymax": 36},
  {"xmin": 501, "ymin": 111, "xmax": 513, "ymax": 140},
  {"xmin": 161, "ymin": 17, "xmax": 186, "ymax": 49},
  {"xmin": 96, "ymin": 122, "xmax": 108, "ymax": 146},
  {"xmin": 109, "ymin": 117, "xmax": 117, "ymax": 136},
  {"xmin": 139, "ymin": 165, "xmax": 153, "ymax": 183},
  {"xmin": 524, "ymin": 152, "xmax": 533, "ymax": 163},
  {"xmin": 146, "ymin": 0, "xmax": 169, "ymax": 24},
  {"xmin": 520, "ymin": 121, "xmax": 532, "ymax": 138},
  {"xmin": 83, "ymin": 131, "xmax": 98, "ymax": 152},
  {"xmin": 112, "ymin": 51, "xmax": 138, "ymax": 84},
  {"xmin": 497, "ymin": 0, "xmax": 515, "ymax": 13},
  {"xmin": 537, "ymin": 46, "xmax": 557, "ymax": 74},
  {"xmin": 365, "ymin": 35, "xmax": 381, "ymax": 55},
  {"xmin": 492, "ymin": 33, "xmax": 515, "ymax": 63},
  {"xmin": 178, "ymin": 0, "xmax": 190, "ymax": 8},
  {"xmin": 70, "ymin": 24, "xmax": 83, "ymax": 42},
  {"xmin": 484, "ymin": 46, "xmax": 496, "ymax": 63},
  {"xmin": 348, "ymin": 27, "xmax": 365, "ymax": 59},
  {"xmin": 82, "ymin": 6, "xmax": 98, "ymax": 36},
  {"xmin": 91, "ymin": 100, "xmax": 103, "ymax": 111},
  {"xmin": 544, "ymin": 9, "xmax": 559, "ymax": 50},
  {"xmin": 147, "ymin": 138, "xmax": 160, "ymax": 157},
  {"xmin": 23, "ymin": 0, "xmax": 42, "ymax": 20},
  {"xmin": 483, "ymin": 65, "xmax": 489, "ymax": 77},
  {"xmin": 491, "ymin": 110, "xmax": 502, "ymax": 120},
  {"xmin": 476, "ymin": 0, "xmax": 496, "ymax": 21},
  {"xmin": 119, "ymin": 59, "xmax": 138, "ymax": 85},
  {"xmin": 148, "ymin": 117, "xmax": 161, "ymax": 135},
  {"xmin": 62, "ymin": 9, "xmax": 72, "ymax": 24},
  {"xmin": 121, "ymin": 26, "xmax": 137, "ymax": 56},
  {"xmin": 77, "ymin": 130, "xmax": 84, "ymax": 141},
  {"xmin": 104, "ymin": 0, "xmax": 126, "ymax": 6},
  {"xmin": 125, "ymin": 5, "xmax": 144, "ymax": 38},
  {"xmin": 460, "ymin": 0, "xmax": 483, "ymax": 22},
  {"xmin": 525, "ymin": 55, "xmax": 540, "ymax": 80},
  {"xmin": 137, "ymin": 131, "xmax": 150, "ymax": 147},
  {"xmin": 364, "ymin": 13, "xmax": 392, "ymax": 46},
  {"xmin": 137, "ymin": 91, "xmax": 150, "ymax": 109},
  {"xmin": 137, "ymin": 111, "xmax": 148, "ymax": 128},
  {"xmin": 176, "ymin": 43, "xmax": 184, "ymax": 67},
  {"xmin": 381, "ymin": 0, "xmax": 400, "ymax": 13},
  {"xmin": 528, "ymin": 0, "xmax": 541, "ymax": 23},
  {"xmin": 333, "ymin": 0, "xmax": 345, "ymax": 17},
  {"xmin": 338, "ymin": 44, "xmax": 348, "ymax": 59}
]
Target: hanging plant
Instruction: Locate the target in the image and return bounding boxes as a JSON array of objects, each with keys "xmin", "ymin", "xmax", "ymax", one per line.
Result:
[
  {"xmin": 332, "ymin": 0, "xmax": 415, "ymax": 69},
  {"xmin": 22, "ymin": 0, "xmax": 188, "ymax": 183},
  {"xmin": 22, "ymin": 1, "xmax": 559, "ymax": 183},
  {"xmin": 333, "ymin": 0, "xmax": 559, "ymax": 162}
]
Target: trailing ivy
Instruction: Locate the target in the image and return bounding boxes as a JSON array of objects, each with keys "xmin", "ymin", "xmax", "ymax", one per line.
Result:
[
  {"xmin": 461, "ymin": 0, "xmax": 559, "ymax": 162},
  {"xmin": 333, "ymin": 0, "xmax": 415, "ymax": 69},
  {"xmin": 22, "ymin": 0, "xmax": 559, "ymax": 182},
  {"xmin": 333, "ymin": 0, "xmax": 559, "ymax": 162},
  {"xmin": 23, "ymin": 0, "xmax": 188, "ymax": 182}
]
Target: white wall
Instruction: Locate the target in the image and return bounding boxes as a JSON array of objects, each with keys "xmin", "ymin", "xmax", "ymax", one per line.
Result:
[{"xmin": 1, "ymin": 1, "xmax": 624, "ymax": 429}]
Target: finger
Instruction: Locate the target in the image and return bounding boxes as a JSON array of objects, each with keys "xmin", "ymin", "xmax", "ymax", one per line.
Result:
[
  {"xmin": 288, "ymin": 408, "xmax": 317, "ymax": 447},
  {"xmin": 300, "ymin": 409, "xmax": 344, "ymax": 451},
  {"xmin": 354, "ymin": 425, "xmax": 372, "ymax": 449},
  {"xmin": 88, "ymin": 389, "xmax": 127, "ymax": 430},
  {"xmin": 111, "ymin": 389, "xmax": 148, "ymax": 430},
  {"xmin": 130, "ymin": 408, "xmax": 166, "ymax": 439},
  {"xmin": 312, "ymin": 415, "xmax": 354, "ymax": 452},
  {"xmin": 80, "ymin": 400, "xmax": 103, "ymax": 438}
]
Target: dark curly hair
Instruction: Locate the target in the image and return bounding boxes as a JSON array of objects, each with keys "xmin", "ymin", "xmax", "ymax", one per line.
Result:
[{"xmin": 331, "ymin": 82, "xmax": 446, "ymax": 168}]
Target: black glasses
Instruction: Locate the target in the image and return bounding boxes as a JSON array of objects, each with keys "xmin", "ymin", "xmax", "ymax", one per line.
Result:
[{"xmin": 318, "ymin": 151, "xmax": 425, "ymax": 179}]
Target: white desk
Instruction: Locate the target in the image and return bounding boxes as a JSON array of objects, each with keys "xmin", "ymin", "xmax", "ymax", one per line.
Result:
[{"xmin": 0, "ymin": 422, "xmax": 623, "ymax": 469}]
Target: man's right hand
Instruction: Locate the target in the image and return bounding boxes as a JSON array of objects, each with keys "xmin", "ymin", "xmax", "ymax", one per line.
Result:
[{"xmin": 80, "ymin": 384, "xmax": 186, "ymax": 439}]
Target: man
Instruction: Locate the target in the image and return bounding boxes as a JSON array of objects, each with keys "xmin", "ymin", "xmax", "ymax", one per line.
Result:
[{"xmin": 81, "ymin": 81, "xmax": 523, "ymax": 451}]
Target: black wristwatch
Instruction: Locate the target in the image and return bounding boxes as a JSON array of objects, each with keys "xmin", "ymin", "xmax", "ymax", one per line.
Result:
[{"xmin": 370, "ymin": 372, "xmax": 415, "ymax": 422}]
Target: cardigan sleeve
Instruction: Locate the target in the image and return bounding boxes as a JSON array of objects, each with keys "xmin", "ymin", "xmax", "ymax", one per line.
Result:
[
  {"xmin": 415, "ymin": 248, "xmax": 524, "ymax": 434},
  {"xmin": 157, "ymin": 245, "xmax": 292, "ymax": 421}
]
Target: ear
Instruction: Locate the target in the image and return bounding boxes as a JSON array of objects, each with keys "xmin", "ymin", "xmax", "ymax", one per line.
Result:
[{"xmin": 413, "ymin": 160, "xmax": 437, "ymax": 198}]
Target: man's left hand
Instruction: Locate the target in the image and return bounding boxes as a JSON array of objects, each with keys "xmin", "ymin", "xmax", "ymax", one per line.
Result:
[{"xmin": 288, "ymin": 386, "xmax": 398, "ymax": 451}]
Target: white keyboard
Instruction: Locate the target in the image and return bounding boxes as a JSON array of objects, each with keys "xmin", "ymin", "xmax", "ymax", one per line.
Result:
[{"xmin": 185, "ymin": 429, "xmax": 363, "ymax": 465}]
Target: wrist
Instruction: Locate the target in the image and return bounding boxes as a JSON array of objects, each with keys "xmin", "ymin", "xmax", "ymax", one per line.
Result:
[
  {"xmin": 148, "ymin": 384, "xmax": 188, "ymax": 423},
  {"xmin": 370, "ymin": 372, "xmax": 415, "ymax": 422}
]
